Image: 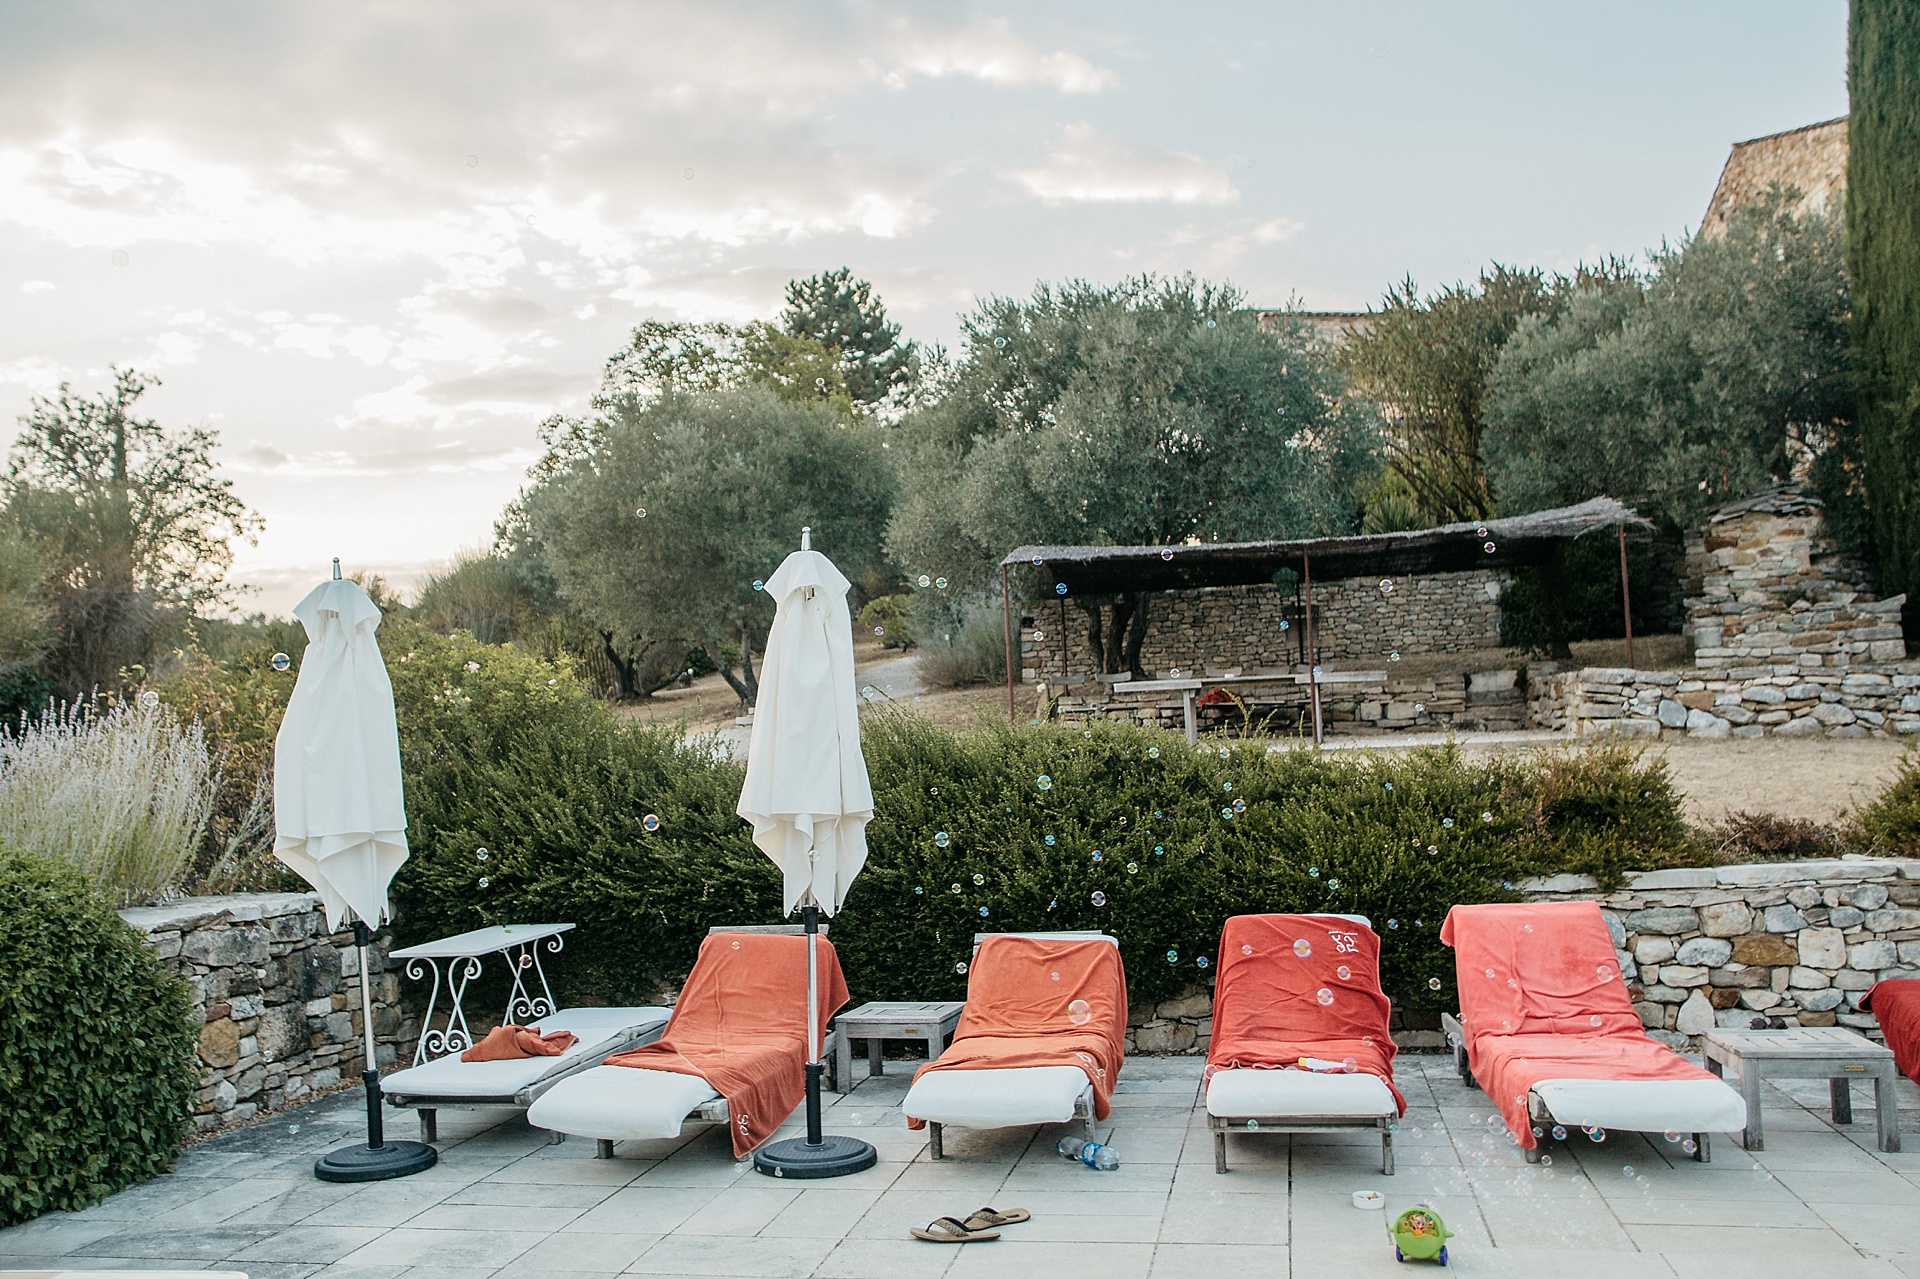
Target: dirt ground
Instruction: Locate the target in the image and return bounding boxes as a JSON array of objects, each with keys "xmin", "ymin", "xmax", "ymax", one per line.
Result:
[{"xmin": 614, "ymin": 642, "xmax": 1908, "ymax": 828}]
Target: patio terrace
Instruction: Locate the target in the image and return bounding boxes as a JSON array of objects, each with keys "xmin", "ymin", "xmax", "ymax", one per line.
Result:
[{"xmin": 2, "ymin": 1056, "xmax": 1915, "ymax": 1279}]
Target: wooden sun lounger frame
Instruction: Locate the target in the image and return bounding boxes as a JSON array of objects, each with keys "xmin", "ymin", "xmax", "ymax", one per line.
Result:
[
  {"xmin": 567, "ymin": 924, "xmax": 842, "ymax": 1160},
  {"xmin": 1442, "ymin": 1012, "xmax": 1711, "ymax": 1165},
  {"xmin": 925, "ymin": 931, "xmax": 1112, "ymax": 1161},
  {"xmin": 1209, "ymin": 1110, "xmax": 1395, "ymax": 1174}
]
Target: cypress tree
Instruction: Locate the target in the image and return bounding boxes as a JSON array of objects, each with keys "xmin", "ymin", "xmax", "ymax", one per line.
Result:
[{"xmin": 1848, "ymin": 0, "xmax": 1920, "ymax": 612}]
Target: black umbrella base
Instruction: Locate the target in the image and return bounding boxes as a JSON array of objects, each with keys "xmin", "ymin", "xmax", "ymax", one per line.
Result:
[
  {"xmin": 315, "ymin": 1139, "xmax": 439, "ymax": 1183},
  {"xmin": 753, "ymin": 1135, "xmax": 877, "ymax": 1179}
]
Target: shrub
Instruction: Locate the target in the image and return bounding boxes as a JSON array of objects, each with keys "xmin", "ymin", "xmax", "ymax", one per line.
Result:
[
  {"xmin": 0, "ymin": 853, "xmax": 197, "ymax": 1226},
  {"xmin": 387, "ymin": 658, "xmax": 1697, "ymax": 1016},
  {"xmin": 913, "ymin": 600, "xmax": 1008, "ymax": 689},
  {"xmin": 1849, "ymin": 755, "xmax": 1920, "ymax": 855},
  {"xmin": 1711, "ymin": 810, "xmax": 1846, "ymax": 863},
  {"xmin": 856, "ymin": 594, "xmax": 914, "ymax": 649},
  {"xmin": 0, "ymin": 702, "xmax": 213, "ymax": 904}
]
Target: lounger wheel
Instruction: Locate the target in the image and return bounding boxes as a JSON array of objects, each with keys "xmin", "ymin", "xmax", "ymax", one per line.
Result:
[
  {"xmin": 1438, "ymin": 1246, "xmax": 1449, "ymax": 1266},
  {"xmin": 1395, "ymin": 1247, "xmax": 1404, "ymax": 1263}
]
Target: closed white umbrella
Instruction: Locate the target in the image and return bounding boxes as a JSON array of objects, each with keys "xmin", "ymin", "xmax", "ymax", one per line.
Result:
[
  {"xmin": 738, "ymin": 529, "xmax": 877, "ymax": 1178},
  {"xmin": 274, "ymin": 561, "xmax": 436, "ymax": 1182}
]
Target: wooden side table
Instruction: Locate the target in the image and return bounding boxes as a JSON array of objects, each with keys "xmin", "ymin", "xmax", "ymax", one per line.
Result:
[
  {"xmin": 833, "ymin": 1001, "xmax": 964, "ymax": 1093},
  {"xmin": 1701, "ymin": 1026, "xmax": 1901, "ymax": 1153}
]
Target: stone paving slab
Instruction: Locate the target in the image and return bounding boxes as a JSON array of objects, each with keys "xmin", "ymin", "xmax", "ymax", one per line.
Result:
[{"xmin": 1, "ymin": 1057, "xmax": 1915, "ymax": 1279}]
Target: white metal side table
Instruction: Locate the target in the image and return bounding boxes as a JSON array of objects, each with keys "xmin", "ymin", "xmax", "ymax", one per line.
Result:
[{"xmin": 390, "ymin": 922, "xmax": 575, "ymax": 1065}]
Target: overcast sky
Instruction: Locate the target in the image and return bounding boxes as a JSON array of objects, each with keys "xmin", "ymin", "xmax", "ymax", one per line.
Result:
[{"xmin": 0, "ymin": 1, "xmax": 1848, "ymax": 616}]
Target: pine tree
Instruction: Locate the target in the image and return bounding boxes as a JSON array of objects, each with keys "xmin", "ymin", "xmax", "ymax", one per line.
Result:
[
  {"xmin": 1848, "ymin": 0, "xmax": 1920, "ymax": 608},
  {"xmin": 779, "ymin": 269, "xmax": 917, "ymax": 407}
]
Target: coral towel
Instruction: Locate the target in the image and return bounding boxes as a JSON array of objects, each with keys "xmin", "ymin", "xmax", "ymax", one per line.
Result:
[
  {"xmin": 906, "ymin": 935, "xmax": 1127, "ymax": 1128},
  {"xmin": 1862, "ymin": 980, "xmax": 1920, "ymax": 1086},
  {"xmin": 1442, "ymin": 901, "xmax": 1715, "ymax": 1148},
  {"xmin": 602, "ymin": 932, "xmax": 848, "ymax": 1157},
  {"xmin": 1207, "ymin": 914, "xmax": 1406, "ymax": 1114},
  {"xmin": 460, "ymin": 1025, "xmax": 579, "ymax": 1062}
]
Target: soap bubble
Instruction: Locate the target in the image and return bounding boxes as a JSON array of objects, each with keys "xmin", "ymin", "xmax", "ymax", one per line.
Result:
[
  {"xmin": 1068, "ymin": 998, "xmax": 1091, "ymax": 1025},
  {"xmin": 1551, "ymin": 1125, "xmax": 1566, "ymax": 1140},
  {"xmin": 288, "ymin": 1123, "xmax": 300, "ymax": 1134},
  {"xmin": 111, "ymin": 249, "xmax": 130, "ymax": 266},
  {"xmin": 1221, "ymin": 807, "xmax": 1234, "ymax": 820},
  {"xmin": 1153, "ymin": 844, "xmax": 1165, "ymax": 856},
  {"xmin": 753, "ymin": 579, "xmax": 765, "ymax": 591},
  {"xmin": 1428, "ymin": 978, "xmax": 1442, "ymax": 990},
  {"xmin": 1091, "ymin": 849, "xmax": 1103, "ymax": 862},
  {"xmin": 1222, "ymin": 780, "xmax": 1234, "ymax": 792},
  {"xmin": 1342, "ymin": 1057, "xmax": 1357, "ymax": 1072},
  {"xmin": 951, "ymin": 883, "xmax": 962, "ymax": 894},
  {"xmin": 636, "ymin": 507, "xmax": 647, "ymax": 518},
  {"xmin": 1485, "ymin": 968, "xmax": 1496, "ymax": 979},
  {"xmin": 139, "ymin": 690, "xmax": 159, "ymax": 709},
  {"xmin": 1597, "ymin": 965, "xmax": 1614, "ymax": 981},
  {"xmin": 1380, "ymin": 579, "xmax": 1394, "ymax": 594},
  {"xmin": 1090, "ymin": 891, "xmax": 1106, "ymax": 906},
  {"xmin": 934, "ymin": 831, "xmax": 950, "ymax": 848},
  {"xmin": 1681, "ymin": 1139, "xmax": 1697, "ymax": 1154},
  {"xmin": 955, "ymin": 961, "xmax": 969, "ymax": 974},
  {"xmin": 1037, "ymin": 774, "xmax": 1052, "ymax": 790},
  {"xmin": 1482, "ymin": 811, "xmax": 1494, "ymax": 823},
  {"xmin": 971, "ymin": 873, "xmax": 984, "ymax": 886},
  {"xmin": 1316, "ymin": 988, "xmax": 1334, "ymax": 1006},
  {"xmin": 875, "ymin": 627, "xmax": 885, "ymax": 637},
  {"xmin": 476, "ymin": 847, "xmax": 489, "ymax": 861},
  {"xmin": 1621, "ymin": 1165, "xmax": 1634, "ymax": 1177},
  {"xmin": 1389, "ymin": 919, "xmax": 1400, "ymax": 929},
  {"xmin": 1055, "ymin": 583, "xmax": 1068, "ymax": 595},
  {"xmin": 1127, "ymin": 862, "xmax": 1138, "ymax": 874},
  {"xmin": 1233, "ymin": 798, "xmax": 1246, "ymax": 813},
  {"xmin": 1147, "ymin": 746, "xmax": 1160, "ymax": 759},
  {"xmin": 1390, "ymin": 651, "xmax": 1401, "ymax": 662},
  {"xmin": 1196, "ymin": 956, "xmax": 1209, "ymax": 968},
  {"xmin": 1414, "ymin": 703, "xmax": 1425, "ymax": 714},
  {"xmin": 978, "ymin": 906, "xmax": 989, "ymax": 917},
  {"xmin": 1294, "ymin": 938, "xmax": 1313, "ymax": 958},
  {"xmin": 1247, "ymin": 1119, "xmax": 1259, "ymax": 1130},
  {"xmin": 1160, "ymin": 548, "xmax": 1174, "ymax": 561},
  {"xmin": 914, "ymin": 886, "xmax": 924, "ymax": 894},
  {"xmin": 1590, "ymin": 1014, "xmax": 1603, "ymax": 1027},
  {"xmin": 1664, "ymin": 1130, "xmax": 1680, "ymax": 1143},
  {"xmin": 1034, "ymin": 630, "xmax": 1045, "ymax": 641},
  {"xmin": 1309, "ymin": 866, "xmax": 1320, "ymax": 877},
  {"xmin": 643, "ymin": 814, "xmax": 660, "ymax": 832},
  {"xmin": 1051, "ymin": 971, "xmax": 1060, "ymax": 980},
  {"xmin": 1337, "ymin": 965, "xmax": 1351, "ymax": 980},
  {"xmin": 478, "ymin": 877, "xmax": 490, "ymax": 888},
  {"xmin": 1242, "ymin": 944, "xmax": 1254, "ymax": 956},
  {"xmin": 917, "ymin": 574, "xmax": 931, "ymax": 588},
  {"xmin": 1327, "ymin": 878, "xmax": 1340, "ymax": 889},
  {"xmin": 1442, "ymin": 818, "xmax": 1454, "ymax": 829},
  {"xmin": 1483, "ymin": 541, "xmax": 1496, "ymax": 554},
  {"xmin": 936, "ymin": 577, "xmax": 948, "ymax": 590},
  {"xmin": 1281, "ymin": 619, "xmax": 1291, "ymax": 631},
  {"xmin": 271, "ymin": 652, "xmax": 291, "ymax": 672},
  {"xmin": 1166, "ymin": 949, "xmax": 1179, "ymax": 964},
  {"xmin": 1045, "ymin": 834, "xmax": 1056, "ymax": 846},
  {"xmin": 994, "ymin": 336, "xmax": 1007, "ymax": 348},
  {"xmin": 1476, "ymin": 525, "xmax": 1489, "ymax": 539}
]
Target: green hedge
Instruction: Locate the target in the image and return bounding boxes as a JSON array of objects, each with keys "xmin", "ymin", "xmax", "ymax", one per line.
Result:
[
  {"xmin": 0, "ymin": 854, "xmax": 197, "ymax": 1226},
  {"xmin": 386, "ymin": 626, "xmax": 1697, "ymax": 1014}
]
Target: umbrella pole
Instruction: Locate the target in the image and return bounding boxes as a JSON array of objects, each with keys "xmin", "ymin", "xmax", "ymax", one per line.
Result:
[
  {"xmin": 313, "ymin": 915, "xmax": 437, "ymax": 1183},
  {"xmin": 752, "ymin": 893, "xmax": 876, "ymax": 1179}
]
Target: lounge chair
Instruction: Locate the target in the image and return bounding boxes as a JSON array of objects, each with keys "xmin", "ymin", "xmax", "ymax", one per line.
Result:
[
  {"xmin": 903, "ymin": 931, "xmax": 1125, "ymax": 1159},
  {"xmin": 526, "ymin": 925, "xmax": 842, "ymax": 1159},
  {"xmin": 1206, "ymin": 913, "xmax": 1403, "ymax": 1173},
  {"xmin": 382, "ymin": 1005, "xmax": 671, "ymax": 1141},
  {"xmin": 1441, "ymin": 901, "xmax": 1747, "ymax": 1163}
]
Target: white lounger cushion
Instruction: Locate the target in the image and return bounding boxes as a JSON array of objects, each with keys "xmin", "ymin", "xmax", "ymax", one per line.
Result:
[
  {"xmin": 1531, "ymin": 1077, "xmax": 1748, "ymax": 1135},
  {"xmin": 381, "ymin": 1007, "xmax": 671, "ymax": 1101},
  {"xmin": 904, "ymin": 1065, "xmax": 1091, "ymax": 1128},
  {"xmin": 527, "ymin": 1065, "xmax": 722, "ymax": 1141},
  {"xmin": 1206, "ymin": 1067, "xmax": 1398, "ymax": 1119}
]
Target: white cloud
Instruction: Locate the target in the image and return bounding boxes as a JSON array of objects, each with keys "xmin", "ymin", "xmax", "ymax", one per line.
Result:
[
  {"xmin": 1006, "ymin": 124, "xmax": 1238, "ymax": 206},
  {"xmin": 880, "ymin": 18, "xmax": 1117, "ymax": 94}
]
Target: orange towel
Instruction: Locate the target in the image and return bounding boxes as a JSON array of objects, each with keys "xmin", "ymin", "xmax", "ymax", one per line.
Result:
[
  {"xmin": 905, "ymin": 934, "xmax": 1127, "ymax": 1128},
  {"xmin": 602, "ymin": 932, "xmax": 848, "ymax": 1157},
  {"xmin": 1442, "ymin": 901, "xmax": 1715, "ymax": 1148},
  {"xmin": 460, "ymin": 1024, "xmax": 579, "ymax": 1062},
  {"xmin": 1206, "ymin": 914, "xmax": 1406, "ymax": 1114},
  {"xmin": 1862, "ymin": 980, "xmax": 1920, "ymax": 1086}
]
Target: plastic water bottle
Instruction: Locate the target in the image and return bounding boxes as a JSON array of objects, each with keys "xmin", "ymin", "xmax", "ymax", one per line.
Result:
[{"xmin": 1055, "ymin": 1136, "xmax": 1118, "ymax": 1170}]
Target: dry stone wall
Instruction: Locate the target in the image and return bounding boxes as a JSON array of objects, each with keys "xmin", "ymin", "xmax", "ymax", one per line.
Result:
[
  {"xmin": 1685, "ymin": 485, "xmax": 1904, "ymax": 670},
  {"xmin": 120, "ymin": 892, "xmax": 419, "ymax": 1132},
  {"xmin": 1520, "ymin": 858, "xmax": 1920, "ymax": 1049},
  {"xmin": 1022, "ymin": 570, "xmax": 1507, "ymax": 683},
  {"xmin": 1541, "ymin": 663, "xmax": 1920, "ymax": 739}
]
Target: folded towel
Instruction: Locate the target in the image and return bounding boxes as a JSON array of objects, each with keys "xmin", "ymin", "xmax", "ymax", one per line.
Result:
[{"xmin": 461, "ymin": 1024, "xmax": 579, "ymax": 1062}]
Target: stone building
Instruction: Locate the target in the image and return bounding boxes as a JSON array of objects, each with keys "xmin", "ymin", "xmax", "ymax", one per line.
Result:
[{"xmin": 1701, "ymin": 117, "xmax": 1846, "ymax": 237}]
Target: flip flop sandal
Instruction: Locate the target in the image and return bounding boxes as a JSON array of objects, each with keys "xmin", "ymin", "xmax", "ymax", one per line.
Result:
[
  {"xmin": 911, "ymin": 1216, "xmax": 1001, "ymax": 1243},
  {"xmin": 964, "ymin": 1206, "xmax": 1032, "ymax": 1229}
]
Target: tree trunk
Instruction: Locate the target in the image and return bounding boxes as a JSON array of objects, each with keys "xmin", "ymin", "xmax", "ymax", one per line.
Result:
[
  {"xmin": 717, "ymin": 621, "xmax": 760, "ymax": 708},
  {"xmin": 1123, "ymin": 592, "xmax": 1152, "ymax": 679},
  {"xmin": 599, "ymin": 631, "xmax": 640, "ymax": 700},
  {"xmin": 1075, "ymin": 593, "xmax": 1153, "ymax": 677}
]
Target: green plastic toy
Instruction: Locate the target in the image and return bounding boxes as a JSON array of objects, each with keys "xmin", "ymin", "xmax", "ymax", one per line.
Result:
[{"xmin": 1389, "ymin": 1204, "xmax": 1453, "ymax": 1265}]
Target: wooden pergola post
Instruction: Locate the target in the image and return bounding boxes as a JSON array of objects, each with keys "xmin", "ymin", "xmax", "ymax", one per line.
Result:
[
  {"xmin": 1303, "ymin": 550, "xmax": 1322, "ymax": 748},
  {"xmin": 1617, "ymin": 523, "xmax": 1635, "ymax": 670},
  {"xmin": 1001, "ymin": 564, "xmax": 1016, "ymax": 721}
]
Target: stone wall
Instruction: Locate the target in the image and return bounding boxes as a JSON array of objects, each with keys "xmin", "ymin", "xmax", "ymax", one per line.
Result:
[
  {"xmin": 120, "ymin": 893, "xmax": 419, "ymax": 1132},
  {"xmin": 1111, "ymin": 859, "xmax": 1918, "ymax": 1056},
  {"xmin": 1542, "ymin": 663, "xmax": 1920, "ymax": 739},
  {"xmin": 1522, "ymin": 858, "xmax": 1920, "ymax": 1048},
  {"xmin": 1021, "ymin": 570, "xmax": 1508, "ymax": 683},
  {"xmin": 1685, "ymin": 485, "xmax": 1903, "ymax": 670},
  {"xmin": 1051, "ymin": 667, "xmax": 1529, "ymax": 737}
]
